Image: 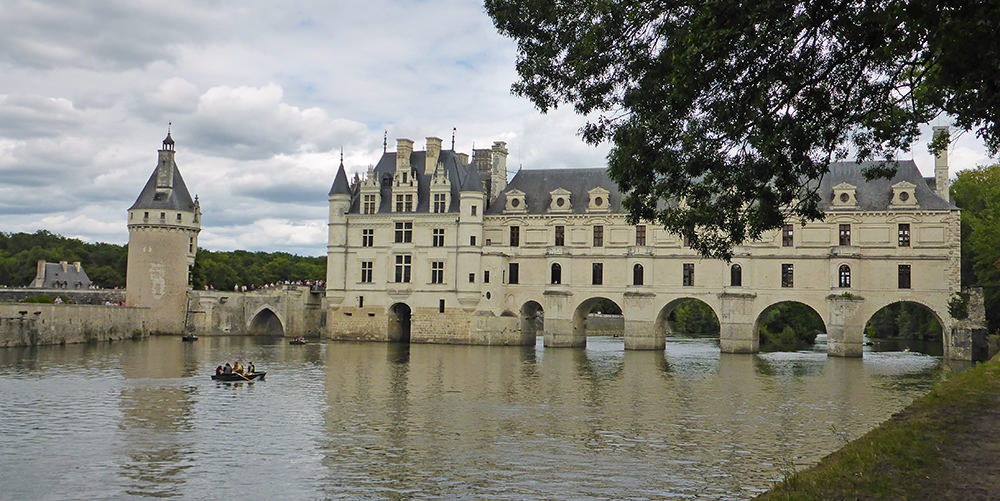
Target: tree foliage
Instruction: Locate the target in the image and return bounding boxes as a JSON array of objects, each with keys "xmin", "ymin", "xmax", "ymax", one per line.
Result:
[
  {"xmin": 668, "ymin": 299, "xmax": 720, "ymax": 336},
  {"xmin": 486, "ymin": 0, "xmax": 1000, "ymax": 258},
  {"xmin": 189, "ymin": 249, "xmax": 325, "ymax": 291},
  {"xmin": 757, "ymin": 302, "xmax": 825, "ymax": 351},
  {"xmin": 865, "ymin": 302, "xmax": 942, "ymax": 340},
  {"xmin": 951, "ymin": 163, "xmax": 1000, "ymax": 331}
]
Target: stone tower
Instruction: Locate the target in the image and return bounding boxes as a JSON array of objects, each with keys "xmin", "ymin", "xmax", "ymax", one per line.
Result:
[
  {"xmin": 325, "ymin": 155, "xmax": 352, "ymax": 306},
  {"xmin": 126, "ymin": 131, "xmax": 201, "ymax": 334}
]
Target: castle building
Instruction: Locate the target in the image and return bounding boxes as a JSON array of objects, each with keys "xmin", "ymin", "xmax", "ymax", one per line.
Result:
[
  {"xmin": 326, "ymin": 128, "xmax": 969, "ymax": 358},
  {"xmin": 29, "ymin": 260, "xmax": 92, "ymax": 289},
  {"xmin": 126, "ymin": 132, "xmax": 201, "ymax": 334}
]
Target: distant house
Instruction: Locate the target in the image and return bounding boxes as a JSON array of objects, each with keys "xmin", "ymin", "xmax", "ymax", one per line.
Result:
[{"xmin": 30, "ymin": 260, "xmax": 92, "ymax": 289}]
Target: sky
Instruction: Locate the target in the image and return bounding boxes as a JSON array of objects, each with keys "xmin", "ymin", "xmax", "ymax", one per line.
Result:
[{"xmin": 1, "ymin": 0, "xmax": 995, "ymax": 256}]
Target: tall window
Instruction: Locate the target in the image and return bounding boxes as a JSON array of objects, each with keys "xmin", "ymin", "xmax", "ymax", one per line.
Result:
[
  {"xmin": 508, "ymin": 263, "xmax": 519, "ymax": 284},
  {"xmin": 432, "ymin": 228, "xmax": 445, "ymax": 247},
  {"xmin": 363, "ymin": 194, "xmax": 377, "ymax": 214},
  {"xmin": 361, "ymin": 228, "xmax": 374, "ymax": 247},
  {"xmin": 470, "ymin": 235, "xmax": 477, "ymax": 246},
  {"xmin": 394, "ymin": 255, "xmax": 411, "ymax": 283},
  {"xmin": 433, "ymin": 193, "xmax": 447, "ymax": 213},
  {"xmin": 730, "ymin": 264, "xmax": 742, "ymax": 287},
  {"xmin": 394, "ymin": 222, "xmax": 412, "ymax": 243},
  {"xmin": 594, "ymin": 225, "xmax": 604, "ymax": 247},
  {"xmin": 360, "ymin": 261, "xmax": 373, "ymax": 283},
  {"xmin": 781, "ymin": 264, "xmax": 794, "ymax": 287},
  {"xmin": 635, "ymin": 225, "xmax": 646, "ymax": 246},
  {"xmin": 551, "ymin": 263, "xmax": 562, "ymax": 284},
  {"xmin": 898, "ymin": 264, "xmax": 911, "ymax": 289},
  {"xmin": 484, "ymin": 270, "xmax": 490, "ymax": 283},
  {"xmin": 633, "ymin": 263, "xmax": 644, "ymax": 286},
  {"xmin": 555, "ymin": 225, "xmax": 565, "ymax": 246},
  {"xmin": 471, "ymin": 205, "xmax": 477, "ymax": 216},
  {"xmin": 510, "ymin": 226, "xmax": 520, "ymax": 247},
  {"xmin": 839, "ymin": 264, "xmax": 851, "ymax": 288},
  {"xmin": 898, "ymin": 223, "xmax": 911, "ymax": 247},
  {"xmin": 431, "ymin": 261, "xmax": 444, "ymax": 284},
  {"xmin": 782, "ymin": 224, "xmax": 794, "ymax": 247},
  {"xmin": 394, "ymin": 194, "xmax": 413, "ymax": 212},
  {"xmin": 682, "ymin": 263, "xmax": 694, "ymax": 286},
  {"xmin": 839, "ymin": 224, "xmax": 852, "ymax": 246},
  {"xmin": 395, "ymin": 194, "xmax": 404, "ymax": 212},
  {"xmin": 592, "ymin": 263, "xmax": 603, "ymax": 285}
]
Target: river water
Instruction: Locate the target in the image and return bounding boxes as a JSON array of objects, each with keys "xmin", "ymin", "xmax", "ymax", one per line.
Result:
[{"xmin": 0, "ymin": 336, "xmax": 953, "ymax": 499}]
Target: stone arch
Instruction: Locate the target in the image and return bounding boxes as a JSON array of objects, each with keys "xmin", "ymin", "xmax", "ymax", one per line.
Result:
[
  {"xmin": 249, "ymin": 306, "xmax": 284, "ymax": 336},
  {"xmin": 572, "ymin": 296, "xmax": 624, "ymax": 340},
  {"xmin": 752, "ymin": 301, "xmax": 827, "ymax": 351},
  {"xmin": 388, "ymin": 302, "xmax": 412, "ymax": 343},
  {"xmin": 863, "ymin": 299, "xmax": 945, "ymax": 355},
  {"xmin": 654, "ymin": 297, "xmax": 721, "ymax": 337},
  {"xmin": 520, "ymin": 300, "xmax": 545, "ymax": 341}
]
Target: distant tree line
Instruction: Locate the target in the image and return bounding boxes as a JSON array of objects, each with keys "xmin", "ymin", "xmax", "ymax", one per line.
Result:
[{"xmin": 0, "ymin": 231, "xmax": 325, "ymax": 291}]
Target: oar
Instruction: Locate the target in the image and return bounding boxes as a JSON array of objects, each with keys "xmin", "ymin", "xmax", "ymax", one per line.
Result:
[{"xmin": 236, "ymin": 370, "xmax": 253, "ymax": 382}]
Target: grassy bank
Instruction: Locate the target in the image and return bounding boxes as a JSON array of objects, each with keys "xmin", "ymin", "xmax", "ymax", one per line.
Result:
[{"xmin": 761, "ymin": 357, "xmax": 1000, "ymax": 499}]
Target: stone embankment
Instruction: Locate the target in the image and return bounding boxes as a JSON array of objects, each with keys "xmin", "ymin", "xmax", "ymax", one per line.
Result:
[
  {"xmin": 0, "ymin": 302, "xmax": 146, "ymax": 347},
  {"xmin": 0, "ymin": 288, "xmax": 125, "ymax": 305}
]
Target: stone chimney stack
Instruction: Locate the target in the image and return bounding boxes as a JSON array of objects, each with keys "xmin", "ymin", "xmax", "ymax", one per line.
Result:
[
  {"xmin": 456, "ymin": 152, "xmax": 469, "ymax": 165},
  {"xmin": 425, "ymin": 137, "xmax": 442, "ymax": 176},
  {"xmin": 490, "ymin": 141, "xmax": 509, "ymax": 201},
  {"xmin": 396, "ymin": 138, "xmax": 414, "ymax": 173},
  {"xmin": 473, "ymin": 149, "xmax": 491, "ymax": 175},
  {"xmin": 933, "ymin": 126, "xmax": 950, "ymax": 202},
  {"xmin": 156, "ymin": 133, "xmax": 176, "ymax": 190}
]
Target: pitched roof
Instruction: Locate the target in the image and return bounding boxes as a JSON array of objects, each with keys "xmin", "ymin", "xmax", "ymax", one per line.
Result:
[
  {"xmin": 347, "ymin": 148, "xmax": 481, "ymax": 214},
  {"xmin": 329, "ymin": 162, "xmax": 351, "ymax": 196},
  {"xmin": 129, "ymin": 162, "xmax": 196, "ymax": 211},
  {"xmin": 815, "ymin": 160, "xmax": 955, "ymax": 210},
  {"xmin": 30, "ymin": 262, "xmax": 91, "ymax": 289}
]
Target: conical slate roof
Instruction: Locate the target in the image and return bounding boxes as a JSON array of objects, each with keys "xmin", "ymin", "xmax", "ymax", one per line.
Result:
[
  {"xmin": 329, "ymin": 162, "xmax": 351, "ymax": 196},
  {"xmin": 129, "ymin": 163, "xmax": 196, "ymax": 211}
]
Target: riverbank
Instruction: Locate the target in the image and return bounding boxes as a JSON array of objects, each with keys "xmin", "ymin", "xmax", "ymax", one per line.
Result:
[{"xmin": 761, "ymin": 355, "xmax": 1000, "ymax": 499}]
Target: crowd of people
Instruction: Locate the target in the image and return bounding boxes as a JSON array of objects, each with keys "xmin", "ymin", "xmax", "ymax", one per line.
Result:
[
  {"xmin": 216, "ymin": 360, "xmax": 255, "ymax": 376},
  {"xmin": 201, "ymin": 280, "xmax": 326, "ymax": 293}
]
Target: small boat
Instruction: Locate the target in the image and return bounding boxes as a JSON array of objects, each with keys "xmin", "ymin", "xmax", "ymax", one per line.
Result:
[
  {"xmin": 289, "ymin": 338, "xmax": 307, "ymax": 345},
  {"xmin": 182, "ymin": 335, "xmax": 198, "ymax": 342},
  {"xmin": 211, "ymin": 371, "xmax": 266, "ymax": 381}
]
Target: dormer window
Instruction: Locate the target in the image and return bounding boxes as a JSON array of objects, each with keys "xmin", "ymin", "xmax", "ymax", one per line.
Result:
[
  {"xmin": 890, "ymin": 181, "xmax": 917, "ymax": 208},
  {"xmin": 549, "ymin": 188, "xmax": 572, "ymax": 213},
  {"xmin": 832, "ymin": 182, "xmax": 857, "ymax": 208},
  {"xmin": 505, "ymin": 189, "xmax": 527, "ymax": 213},
  {"xmin": 587, "ymin": 187, "xmax": 611, "ymax": 212}
]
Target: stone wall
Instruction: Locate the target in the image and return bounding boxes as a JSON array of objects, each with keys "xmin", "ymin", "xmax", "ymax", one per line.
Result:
[
  {"xmin": 188, "ymin": 286, "xmax": 325, "ymax": 337},
  {"xmin": 0, "ymin": 302, "xmax": 147, "ymax": 347},
  {"xmin": 0, "ymin": 288, "xmax": 125, "ymax": 305}
]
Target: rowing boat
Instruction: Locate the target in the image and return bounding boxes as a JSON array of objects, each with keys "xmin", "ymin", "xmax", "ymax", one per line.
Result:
[{"xmin": 211, "ymin": 371, "xmax": 266, "ymax": 381}]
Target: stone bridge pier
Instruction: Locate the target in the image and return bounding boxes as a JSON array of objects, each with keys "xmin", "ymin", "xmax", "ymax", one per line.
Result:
[{"xmin": 187, "ymin": 285, "xmax": 325, "ymax": 337}]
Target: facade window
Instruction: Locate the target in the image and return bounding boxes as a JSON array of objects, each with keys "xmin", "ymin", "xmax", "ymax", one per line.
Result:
[
  {"xmin": 592, "ymin": 263, "xmax": 603, "ymax": 285},
  {"xmin": 361, "ymin": 228, "xmax": 374, "ymax": 247},
  {"xmin": 432, "ymin": 228, "xmax": 445, "ymax": 247},
  {"xmin": 508, "ymin": 263, "xmax": 519, "ymax": 284},
  {"xmin": 551, "ymin": 263, "xmax": 562, "ymax": 284},
  {"xmin": 594, "ymin": 225, "xmax": 604, "ymax": 247},
  {"xmin": 839, "ymin": 264, "xmax": 851, "ymax": 288},
  {"xmin": 730, "ymin": 264, "xmax": 742, "ymax": 287},
  {"xmin": 484, "ymin": 270, "xmax": 490, "ymax": 283},
  {"xmin": 471, "ymin": 205, "xmax": 477, "ymax": 216},
  {"xmin": 359, "ymin": 296, "xmax": 364, "ymax": 308},
  {"xmin": 439, "ymin": 299, "xmax": 445, "ymax": 313},
  {"xmin": 469, "ymin": 273, "xmax": 475, "ymax": 283},
  {"xmin": 555, "ymin": 225, "xmax": 565, "ymax": 246},
  {"xmin": 781, "ymin": 264, "xmax": 794, "ymax": 288},
  {"xmin": 433, "ymin": 193, "xmax": 447, "ymax": 213},
  {"xmin": 144, "ymin": 211, "xmax": 149, "ymax": 219},
  {"xmin": 189, "ymin": 237, "xmax": 194, "ymax": 253},
  {"xmin": 470, "ymin": 235, "xmax": 477, "ymax": 246},
  {"xmin": 510, "ymin": 226, "xmax": 520, "ymax": 247},
  {"xmin": 395, "ymin": 194, "xmax": 413, "ymax": 212},
  {"xmin": 360, "ymin": 261, "xmax": 373, "ymax": 283},
  {"xmin": 682, "ymin": 263, "xmax": 694, "ymax": 286},
  {"xmin": 363, "ymin": 194, "xmax": 377, "ymax": 214},
  {"xmin": 782, "ymin": 224, "xmax": 793, "ymax": 247},
  {"xmin": 402, "ymin": 172, "xmax": 407, "ymax": 183},
  {"xmin": 635, "ymin": 225, "xmax": 646, "ymax": 246},
  {"xmin": 898, "ymin": 224, "xmax": 911, "ymax": 247},
  {"xmin": 160, "ymin": 212, "xmax": 165, "ymax": 219},
  {"xmin": 431, "ymin": 261, "xmax": 444, "ymax": 284},
  {"xmin": 394, "ymin": 222, "xmax": 412, "ymax": 243},
  {"xmin": 394, "ymin": 255, "xmax": 411, "ymax": 283},
  {"xmin": 177, "ymin": 213, "xmax": 182, "ymax": 221},
  {"xmin": 839, "ymin": 224, "xmax": 852, "ymax": 246},
  {"xmin": 898, "ymin": 264, "xmax": 911, "ymax": 289},
  {"xmin": 633, "ymin": 263, "xmax": 644, "ymax": 286}
]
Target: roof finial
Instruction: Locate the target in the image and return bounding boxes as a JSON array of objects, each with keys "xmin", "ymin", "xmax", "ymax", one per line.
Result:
[
  {"xmin": 162, "ymin": 122, "xmax": 175, "ymax": 149},
  {"xmin": 451, "ymin": 127, "xmax": 456, "ymax": 151},
  {"xmin": 340, "ymin": 147, "xmax": 344, "ymax": 166},
  {"xmin": 383, "ymin": 130, "xmax": 387, "ymax": 153}
]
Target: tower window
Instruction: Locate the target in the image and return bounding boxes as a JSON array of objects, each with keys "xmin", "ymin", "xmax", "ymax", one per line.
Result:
[
  {"xmin": 471, "ymin": 205, "xmax": 477, "ymax": 216},
  {"xmin": 189, "ymin": 237, "xmax": 194, "ymax": 253},
  {"xmin": 470, "ymin": 235, "xmax": 477, "ymax": 246},
  {"xmin": 484, "ymin": 270, "xmax": 490, "ymax": 283},
  {"xmin": 898, "ymin": 264, "xmax": 911, "ymax": 289},
  {"xmin": 439, "ymin": 299, "xmax": 445, "ymax": 313},
  {"xmin": 633, "ymin": 263, "xmax": 644, "ymax": 286},
  {"xmin": 683, "ymin": 263, "xmax": 694, "ymax": 286},
  {"xmin": 781, "ymin": 264, "xmax": 794, "ymax": 288},
  {"xmin": 730, "ymin": 264, "xmax": 742, "ymax": 287},
  {"xmin": 160, "ymin": 212, "xmax": 165, "ymax": 219},
  {"xmin": 839, "ymin": 264, "xmax": 851, "ymax": 288},
  {"xmin": 469, "ymin": 273, "xmax": 475, "ymax": 283},
  {"xmin": 177, "ymin": 213, "xmax": 182, "ymax": 222},
  {"xmin": 592, "ymin": 263, "xmax": 603, "ymax": 285},
  {"xmin": 551, "ymin": 263, "xmax": 562, "ymax": 284}
]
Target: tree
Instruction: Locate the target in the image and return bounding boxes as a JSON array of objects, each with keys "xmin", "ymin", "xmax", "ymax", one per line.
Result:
[
  {"xmin": 486, "ymin": 1, "xmax": 1000, "ymax": 259},
  {"xmin": 951, "ymin": 163, "xmax": 1000, "ymax": 331}
]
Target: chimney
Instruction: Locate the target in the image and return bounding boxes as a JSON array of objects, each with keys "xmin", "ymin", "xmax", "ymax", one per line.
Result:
[
  {"xmin": 73, "ymin": 262, "xmax": 81, "ymax": 273},
  {"xmin": 425, "ymin": 137, "xmax": 442, "ymax": 176},
  {"xmin": 156, "ymin": 135, "xmax": 175, "ymax": 190},
  {"xmin": 396, "ymin": 138, "xmax": 413, "ymax": 173},
  {"xmin": 933, "ymin": 126, "xmax": 950, "ymax": 202},
  {"xmin": 490, "ymin": 141, "xmax": 509, "ymax": 200},
  {"xmin": 456, "ymin": 152, "xmax": 469, "ymax": 165},
  {"xmin": 60, "ymin": 261, "xmax": 68, "ymax": 272},
  {"xmin": 473, "ymin": 149, "xmax": 491, "ymax": 174}
]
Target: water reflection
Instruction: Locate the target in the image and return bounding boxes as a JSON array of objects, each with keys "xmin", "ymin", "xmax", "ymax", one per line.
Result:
[{"xmin": 0, "ymin": 336, "xmax": 947, "ymax": 499}]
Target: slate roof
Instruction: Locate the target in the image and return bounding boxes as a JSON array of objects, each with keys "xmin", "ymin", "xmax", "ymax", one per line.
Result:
[
  {"xmin": 329, "ymin": 162, "xmax": 351, "ymax": 196},
  {"xmin": 31, "ymin": 262, "xmax": 91, "ymax": 289},
  {"xmin": 347, "ymin": 149, "xmax": 483, "ymax": 214},
  {"xmin": 129, "ymin": 162, "xmax": 196, "ymax": 211},
  {"xmin": 486, "ymin": 161, "xmax": 954, "ymax": 215}
]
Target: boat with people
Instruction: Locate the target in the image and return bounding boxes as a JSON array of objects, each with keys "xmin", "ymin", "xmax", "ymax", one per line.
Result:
[
  {"xmin": 211, "ymin": 371, "xmax": 266, "ymax": 382},
  {"xmin": 289, "ymin": 337, "xmax": 307, "ymax": 345},
  {"xmin": 181, "ymin": 334, "xmax": 198, "ymax": 342}
]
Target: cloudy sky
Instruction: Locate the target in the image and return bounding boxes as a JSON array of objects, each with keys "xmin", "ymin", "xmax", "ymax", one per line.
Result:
[{"xmin": 1, "ymin": 1, "xmax": 995, "ymax": 256}]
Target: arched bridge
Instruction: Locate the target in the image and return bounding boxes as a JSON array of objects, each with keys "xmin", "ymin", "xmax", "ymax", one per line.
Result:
[{"xmin": 187, "ymin": 285, "xmax": 325, "ymax": 337}]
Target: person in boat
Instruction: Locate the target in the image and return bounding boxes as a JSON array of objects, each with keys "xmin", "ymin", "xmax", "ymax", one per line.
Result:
[
  {"xmin": 234, "ymin": 361, "xmax": 243, "ymax": 374},
  {"xmin": 247, "ymin": 362, "xmax": 255, "ymax": 374},
  {"xmin": 223, "ymin": 363, "xmax": 232, "ymax": 374},
  {"xmin": 215, "ymin": 365, "xmax": 223, "ymax": 376}
]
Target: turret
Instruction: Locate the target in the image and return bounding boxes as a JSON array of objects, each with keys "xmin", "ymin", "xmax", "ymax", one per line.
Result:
[
  {"xmin": 933, "ymin": 126, "xmax": 950, "ymax": 203},
  {"xmin": 126, "ymin": 130, "xmax": 201, "ymax": 334},
  {"xmin": 326, "ymin": 155, "xmax": 352, "ymax": 301}
]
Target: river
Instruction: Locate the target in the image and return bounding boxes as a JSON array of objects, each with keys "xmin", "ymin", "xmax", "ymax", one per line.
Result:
[{"xmin": 0, "ymin": 335, "xmax": 954, "ymax": 499}]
